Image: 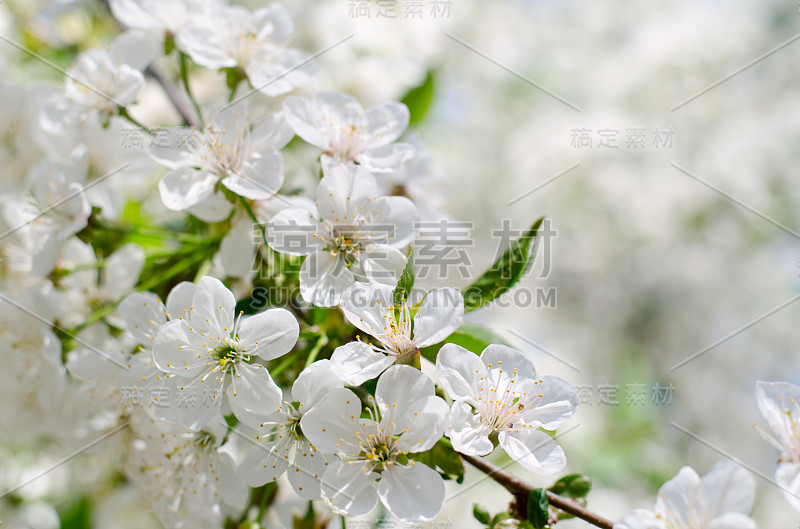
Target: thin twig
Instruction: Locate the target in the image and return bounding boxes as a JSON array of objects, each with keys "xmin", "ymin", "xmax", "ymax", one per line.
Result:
[
  {"xmin": 145, "ymin": 64, "xmax": 199, "ymax": 128},
  {"xmin": 460, "ymin": 453, "xmax": 615, "ymax": 529}
]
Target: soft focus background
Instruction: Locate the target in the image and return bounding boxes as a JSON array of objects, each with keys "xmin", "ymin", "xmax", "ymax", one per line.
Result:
[{"xmin": 2, "ymin": 0, "xmax": 799, "ymax": 527}]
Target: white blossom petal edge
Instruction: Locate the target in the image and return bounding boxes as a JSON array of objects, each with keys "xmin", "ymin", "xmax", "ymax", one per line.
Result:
[
  {"xmin": 300, "ymin": 365, "xmax": 448, "ymax": 522},
  {"xmin": 436, "ymin": 343, "xmax": 578, "ymax": 474},
  {"xmin": 614, "ymin": 460, "xmax": 756, "ymax": 529}
]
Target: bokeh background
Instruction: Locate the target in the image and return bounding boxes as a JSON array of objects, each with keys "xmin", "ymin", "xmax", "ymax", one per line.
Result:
[{"xmin": 2, "ymin": 0, "xmax": 799, "ymax": 527}]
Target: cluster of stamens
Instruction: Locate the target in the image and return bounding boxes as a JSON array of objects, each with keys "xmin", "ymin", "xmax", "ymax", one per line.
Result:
[{"xmin": 474, "ymin": 361, "xmax": 545, "ymax": 432}]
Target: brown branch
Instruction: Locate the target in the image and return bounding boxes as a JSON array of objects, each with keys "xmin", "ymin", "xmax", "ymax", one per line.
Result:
[
  {"xmin": 145, "ymin": 64, "xmax": 199, "ymax": 128},
  {"xmin": 460, "ymin": 453, "xmax": 615, "ymax": 529}
]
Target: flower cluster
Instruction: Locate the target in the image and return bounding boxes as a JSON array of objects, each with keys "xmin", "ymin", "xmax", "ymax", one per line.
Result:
[{"xmin": 0, "ymin": 0, "xmax": 791, "ymax": 528}]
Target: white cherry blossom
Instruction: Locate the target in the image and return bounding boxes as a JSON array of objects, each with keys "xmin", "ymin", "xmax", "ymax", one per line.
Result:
[
  {"xmin": 331, "ymin": 282, "xmax": 463, "ymax": 385},
  {"xmin": 283, "ymin": 91, "xmax": 413, "ymax": 172},
  {"xmin": 267, "ymin": 164, "xmax": 418, "ymax": 306},
  {"xmin": 300, "ymin": 365, "xmax": 449, "ymax": 522},
  {"xmin": 237, "ymin": 360, "xmax": 341, "ymax": 499},
  {"xmin": 109, "ymin": 0, "xmax": 222, "ymax": 42},
  {"xmin": 755, "ymin": 380, "xmax": 800, "ymax": 512},
  {"xmin": 125, "ymin": 410, "xmax": 247, "ymax": 529},
  {"xmin": 177, "ymin": 3, "xmax": 316, "ymax": 97},
  {"xmin": 152, "ymin": 276, "xmax": 299, "ymax": 430},
  {"xmin": 615, "ymin": 461, "xmax": 756, "ymax": 529},
  {"xmin": 56, "ymin": 238, "xmax": 145, "ymax": 328},
  {"xmin": 436, "ymin": 343, "xmax": 578, "ymax": 474},
  {"xmin": 152, "ymin": 102, "xmax": 292, "ymax": 214},
  {"xmin": 42, "ymin": 31, "xmax": 157, "ymax": 126}
]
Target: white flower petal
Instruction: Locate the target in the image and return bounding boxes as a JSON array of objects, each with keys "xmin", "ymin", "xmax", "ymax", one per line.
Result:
[
  {"xmin": 755, "ymin": 380, "xmax": 800, "ymax": 451},
  {"xmin": 238, "ymin": 308, "xmax": 299, "ymax": 361},
  {"xmin": 374, "ymin": 196, "xmax": 418, "ymax": 247},
  {"xmin": 216, "ymin": 450, "xmax": 249, "ymax": 509},
  {"xmin": 316, "ymin": 164, "xmax": 378, "ymax": 224},
  {"xmin": 227, "ymin": 362, "xmax": 282, "ymax": 417},
  {"xmin": 498, "ymin": 429, "xmax": 566, "ymax": 474},
  {"xmin": 395, "ymin": 395, "xmax": 449, "ymax": 454},
  {"xmin": 320, "ymin": 460, "xmax": 378, "ymax": 518},
  {"xmin": 299, "ymin": 388, "xmax": 363, "ymax": 454},
  {"xmin": 365, "ymin": 102, "xmax": 410, "ymax": 148},
  {"xmin": 246, "ymin": 48, "xmax": 316, "ymax": 97},
  {"xmin": 219, "ymin": 219, "xmax": 257, "ymax": 279},
  {"xmin": 251, "ymin": 112, "xmax": 294, "ymax": 154},
  {"xmin": 654, "ymin": 466, "xmax": 700, "ymax": 518},
  {"xmin": 521, "ymin": 375, "xmax": 579, "ymax": 430},
  {"xmin": 158, "ymin": 166, "xmax": 216, "ymax": 211},
  {"xmin": 708, "ymin": 512, "xmax": 757, "ymax": 529},
  {"xmin": 190, "ymin": 276, "xmax": 236, "ymax": 337},
  {"xmin": 152, "ymin": 319, "xmax": 207, "ymax": 377},
  {"xmin": 238, "ymin": 438, "xmax": 292, "ymax": 487},
  {"xmin": 177, "ymin": 26, "xmax": 237, "ymax": 69},
  {"xmin": 299, "ymin": 250, "xmax": 354, "ymax": 307},
  {"xmin": 222, "ymin": 153, "xmax": 283, "ymax": 200},
  {"xmin": 110, "ymin": 30, "xmax": 158, "ymax": 71},
  {"xmin": 288, "ymin": 440, "xmax": 329, "ymax": 500},
  {"xmin": 435, "ymin": 343, "xmax": 485, "ymax": 403},
  {"xmin": 290, "ymin": 359, "xmax": 342, "ymax": 407},
  {"xmin": 339, "ymin": 282, "xmax": 395, "ymax": 336},
  {"xmin": 282, "ymin": 96, "xmax": 327, "ymax": 148},
  {"xmin": 165, "ymin": 281, "xmax": 196, "ymax": 319},
  {"xmin": 480, "ymin": 344, "xmax": 537, "ymax": 377},
  {"xmin": 119, "ymin": 291, "xmax": 166, "ymax": 344},
  {"xmin": 375, "ymin": 364, "xmax": 435, "ymax": 414},
  {"xmin": 358, "ymin": 143, "xmax": 415, "ymax": 172},
  {"xmin": 330, "ymin": 341, "xmax": 396, "ymax": 386},
  {"xmin": 614, "ymin": 509, "xmax": 663, "ymax": 529},
  {"xmin": 701, "ymin": 460, "xmax": 755, "ymax": 516},
  {"xmin": 378, "ymin": 462, "xmax": 444, "ymax": 523},
  {"xmin": 361, "ymin": 245, "xmax": 407, "ymax": 285},
  {"xmin": 266, "ymin": 207, "xmax": 320, "ymax": 256},
  {"xmin": 776, "ymin": 461, "xmax": 800, "ymax": 513},
  {"xmin": 188, "ymin": 191, "xmax": 234, "ymax": 223},
  {"xmin": 413, "ymin": 288, "xmax": 464, "ymax": 348},
  {"xmin": 102, "ymin": 243, "xmax": 145, "ymax": 301},
  {"xmin": 447, "ymin": 401, "xmax": 493, "ymax": 456}
]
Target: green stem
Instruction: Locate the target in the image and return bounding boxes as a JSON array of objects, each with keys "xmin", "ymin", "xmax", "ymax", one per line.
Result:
[
  {"xmin": 304, "ymin": 333, "xmax": 328, "ymax": 367},
  {"xmin": 238, "ymin": 196, "xmax": 265, "ymax": 242},
  {"xmin": 118, "ymin": 107, "xmax": 152, "ymax": 135},
  {"xmin": 269, "ymin": 349, "xmax": 303, "ymax": 378},
  {"xmin": 179, "ymin": 52, "xmax": 205, "ymax": 128},
  {"xmin": 137, "ymin": 251, "xmax": 210, "ymax": 292},
  {"xmin": 71, "ymin": 300, "xmax": 121, "ymax": 333},
  {"xmin": 97, "ymin": 222, "xmax": 209, "ymax": 243}
]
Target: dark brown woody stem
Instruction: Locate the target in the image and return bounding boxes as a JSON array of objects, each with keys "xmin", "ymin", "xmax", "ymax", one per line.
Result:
[{"xmin": 460, "ymin": 452, "xmax": 615, "ymax": 529}]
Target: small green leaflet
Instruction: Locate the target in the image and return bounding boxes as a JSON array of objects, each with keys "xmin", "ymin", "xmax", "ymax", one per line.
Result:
[
  {"xmin": 401, "ymin": 71, "xmax": 435, "ymax": 125},
  {"xmin": 463, "ymin": 217, "xmax": 545, "ymax": 312},
  {"xmin": 527, "ymin": 488, "xmax": 550, "ymax": 529},
  {"xmin": 393, "ymin": 247, "xmax": 415, "ymax": 309}
]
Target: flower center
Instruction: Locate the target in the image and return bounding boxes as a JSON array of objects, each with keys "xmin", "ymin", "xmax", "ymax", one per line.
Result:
[
  {"xmin": 196, "ymin": 125, "xmax": 250, "ymax": 178},
  {"xmin": 475, "ymin": 364, "xmax": 542, "ymax": 432}
]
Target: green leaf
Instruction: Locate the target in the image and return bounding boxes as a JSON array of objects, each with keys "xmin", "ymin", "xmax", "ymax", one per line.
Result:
[
  {"xmin": 408, "ymin": 438, "xmax": 465, "ymax": 483},
  {"xmin": 491, "ymin": 512, "xmax": 513, "ymax": 527},
  {"xmin": 419, "ymin": 322, "xmax": 507, "ymax": 363},
  {"xmin": 463, "ymin": 217, "xmax": 545, "ymax": 312},
  {"xmin": 527, "ymin": 488, "xmax": 550, "ymax": 529},
  {"xmin": 401, "ymin": 71, "xmax": 435, "ymax": 125},
  {"xmin": 393, "ymin": 247, "xmax": 415, "ymax": 308},
  {"xmin": 224, "ymin": 66, "xmax": 247, "ymax": 90},
  {"xmin": 473, "ymin": 504, "xmax": 491, "ymax": 525},
  {"xmin": 60, "ymin": 496, "xmax": 92, "ymax": 529},
  {"xmin": 549, "ymin": 473, "xmax": 592, "ymax": 498},
  {"xmin": 163, "ymin": 33, "xmax": 175, "ymax": 55}
]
